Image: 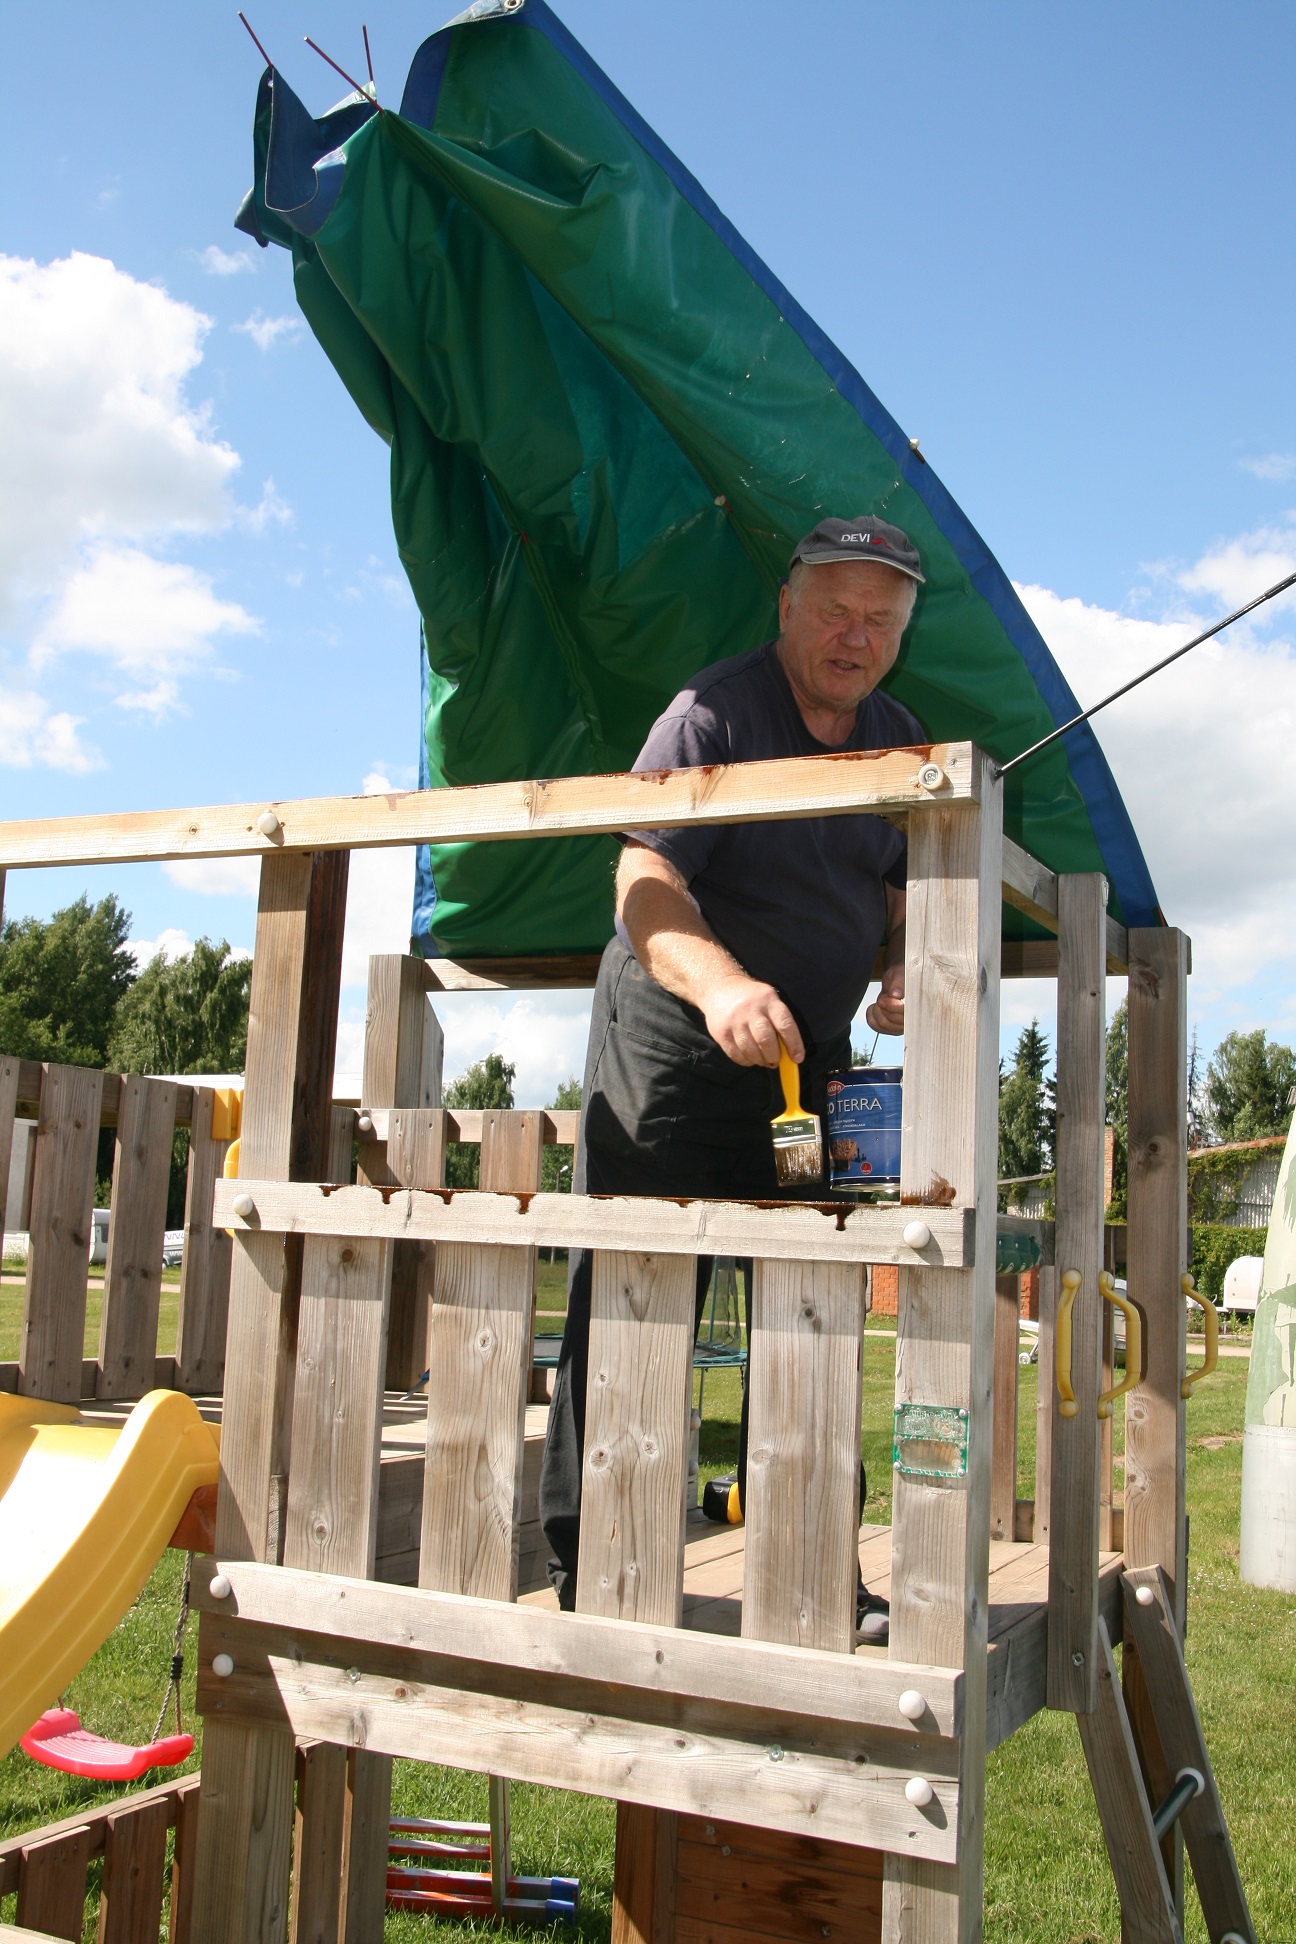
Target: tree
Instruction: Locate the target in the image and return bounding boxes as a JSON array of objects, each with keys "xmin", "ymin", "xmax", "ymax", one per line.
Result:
[
  {"xmin": 1203, "ymin": 1030, "xmax": 1296, "ymax": 1145},
  {"xmin": 0, "ymin": 894, "xmax": 135, "ymax": 1065},
  {"xmin": 997, "ymin": 1020, "xmax": 1054, "ymax": 1202},
  {"xmin": 443, "ymin": 1053, "xmax": 517, "ymax": 1188},
  {"xmin": 108, "ymin": 939, "xmax": 251, "ymax": 1076},
  {"xmin": 541, "ymin": 1077, "xmax": 582, "ymax": 1193},
  {"xmin": 1106, "ymin": 999, "xmax": 1128, "ymax": 1219}
]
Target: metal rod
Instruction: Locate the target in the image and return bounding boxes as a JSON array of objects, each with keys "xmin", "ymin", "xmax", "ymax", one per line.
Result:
[
  {"xmin": 1152, "ymin": 1766, "xmax": 1204, "ymax": 1841},
  {"xmin": 303, "ymin": 34, "xmax": 380, "ymax": 107},
  {"xmin": 362, "ymin": 23, "xmax": 375, "ymax": 89},
  {"xmin": 237, "ymin": 11, "xmax": 274, "ymax": 69},
  {"xmin": 996, "ymin": 568, "xmax": 1296, "ymax": 779}
]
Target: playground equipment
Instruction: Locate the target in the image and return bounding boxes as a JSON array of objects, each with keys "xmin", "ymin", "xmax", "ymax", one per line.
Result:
[
  {"xmin": 1240, "ymin": 1111, "xmax": 1296, "ymax": 1591},
  {"xmin": 0, "ymin": 742, "xmax": 1255, "ymax": 1943}
]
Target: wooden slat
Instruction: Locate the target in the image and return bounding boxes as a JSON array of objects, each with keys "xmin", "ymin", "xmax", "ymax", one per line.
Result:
[
  {"xmin": 290, "ymin": 1741, "xmax": 348, "ymax": 1944},
  {"xmin": 174, "ymin": 1088, "xmax": 233, "ymax": 1395},
  {"xmin": 98, "ymin": 1075, "xmax": 178, "ymax": 1400},
  {"xmin": 1124, "ymin": 929, "xmax": 1190, "ymax": 1625},
  {"xmin": 1048, "ymin": 874, "xmax": 1108, "ymax": 1712},
  {"xmin": 14, "ymin": 1826, "xmax": 92, "ymax": 1940},
  {"xmin": 363, "ymin": 1106, "xmax": 580, "ymax": 1148},
  {"xmin": 1076, "ymin": 1621, "xmax": 1182, "ymax": 1944},
  {"xmin": 611, "ymin": 1802, "xmax": 663, "ymax": 1944},
  {"xmin": 168, "ymin": 1779, "xmax": 203, "ymax": 1944},
  {"xmin": 190, "ymin": 850, "xmax": 349, "ymax": 1944},
  {"xmin": 1122, "ymin": 1568, "xmax": 1255, "ymax": 1942},
  {"xmin": 742, "ymin": 1261, "xmax": 864, "ymax": 1655},
  {"xmin": 197, "ymin": 1621, "xmax": 960, "ymax": 1862},
  {"xmin": 99, "ymin": 1794, "xmax": 171, "ymax": 1944},
  {"xmin": 0, "ymin": 1052, "xmax": 19, "ymax": 1237},
  {"xmin": 423, "ymin": 953, "xmax": 605, "ymax": 992},
  {"xmin": 340, "ymin": 1747, "xmax": 394, "ymax": 1944},
  {"xmin": 577, "ymin": 1251, "xmax": 697, "ymax": 1625},
  {"xmin": 884, "ymin": 753, "xmax": 1002, "ymax": 1942},
  {"xmin": 990, "ymin": 1273, "xmax": 1020, "ymax": 1542},
  {"xmin": 11, "ymin": 1063, "xmax": 203, "ymax": 1129},
  {"xmin": 19, "ymin": 1063, "xmax": 104, "ymax": 1403},
  {"xmin": 194, "ymin": 1559, "xmax": 963, "ymax": 1736},
  {"xmin": 213, "ymin": 1178, "xmax": 973, "ymax": 1268},
  {"xmin": 359, "ymin": 956, "xmax": 443, "ymax": 1388},
  {"xmin": 0, "ymin": 743, "xmax": 975, "ymax": 870},
  {"xmin": 674, "ymin": 1832, "xmax": 883, "ymax": 1944}
]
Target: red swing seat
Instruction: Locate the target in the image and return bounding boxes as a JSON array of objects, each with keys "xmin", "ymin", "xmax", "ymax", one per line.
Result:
[{"xmin": 21, "ymin": 1708, "xmax": 193, "ymax": 1782}]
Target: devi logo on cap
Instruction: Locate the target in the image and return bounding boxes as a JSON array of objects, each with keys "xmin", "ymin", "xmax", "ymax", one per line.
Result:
[{"xmin": 790, "ymin": 515, "xmax": 924, "ymax": 583}]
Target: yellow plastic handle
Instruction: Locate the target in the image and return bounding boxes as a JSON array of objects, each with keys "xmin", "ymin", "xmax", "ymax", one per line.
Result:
[
  {"xmin": 222, "ymin": 1135, "xmax": 240, "ymax": 1239},
  {"xmin": 1056, "ymin": 1269, "xmax": 1081, "ymax": 1418},
  {"xmin": 775, "ymin": 1040, "xmax": 803, "ymax": 1123},
  {"xmin": 1181, "ymin": 1272, "xmax": 1219, "ymax": 1399},
  {"xmin": 1098, "ymin": 1271, "xmax": 1141, "ymax": 1420}
]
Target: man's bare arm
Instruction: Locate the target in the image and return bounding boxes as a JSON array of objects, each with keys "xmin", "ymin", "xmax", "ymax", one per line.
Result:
[
  {"xmin": 864, "ymin": 883, "xmax": 906, "ymax": 1035},
  {"xmin": 616, "ymin": 841, "xmax": 805, "ymax": 1065}
]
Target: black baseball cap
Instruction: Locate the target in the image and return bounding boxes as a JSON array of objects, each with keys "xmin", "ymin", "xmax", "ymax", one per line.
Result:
[{"xmin": 790, "ymin": 515, "xmax": 924, "ymax": 584}]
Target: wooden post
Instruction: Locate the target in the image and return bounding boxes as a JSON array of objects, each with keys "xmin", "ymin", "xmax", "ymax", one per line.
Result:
[
  {"xmin": 990, "ymin": 1274, "xmax": 1020, "ymax": 1542},
  {"xmin": 1048, "ymin": 874, "xmax": 1108, "ymax": 1712},
  {"xmin": 19, "ymin": 1063, "xmax": 104, "ymax": 1403},
  {"xmin": 174, "ymin": 1087, "xmax": 234, "ymax": 1395},
  {"xmin": 1034, "ymin": 1266, "xmax": 1056, "ymax": 1544},
  {"xmin": 1124, "ymin": 930, "xmax": 1189, "ymax": 1623},
  {"xmin": 189, "ymin": 848, "xmax": 349, "ymax": 1944},
  {"xmin": 98, "ymin": 1074, "xmax": 177, "ymax": 1400},
  {"xmin": 0, "ymin": 1052, "xmax": 19, "ymax": 1243},
  {"xmin": 358, "ymin": 955, "xmax": 442, "ymax": 1389},
  {"xmin": 882, "ymin": 753, "xmax": 1002, "ymax": 1944}
]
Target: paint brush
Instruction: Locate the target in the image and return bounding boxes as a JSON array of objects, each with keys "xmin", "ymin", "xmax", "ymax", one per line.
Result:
[{"xmin": 771, "ymin": 1041, "xmax": 823, "ymax": 1188}]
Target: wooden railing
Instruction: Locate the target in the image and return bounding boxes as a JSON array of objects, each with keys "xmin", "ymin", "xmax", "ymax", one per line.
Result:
[{"xmin": 0, "ymin": 1773, "xmax": 199, "ymax": 1943}]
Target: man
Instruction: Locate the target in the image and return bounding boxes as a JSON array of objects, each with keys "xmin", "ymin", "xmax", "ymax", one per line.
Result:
[{"xmin": 539, "ymin": 514, "xmax": 926, "ymax": 1637}]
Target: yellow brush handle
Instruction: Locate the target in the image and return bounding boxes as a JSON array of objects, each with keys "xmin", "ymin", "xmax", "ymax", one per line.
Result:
[
  {"xmin": 1181, "ymin": 1272, "xmax": 1219, "ymax": 1398},
  {"xmin": 1098, "ymin": 1271, "xmax": 1141, "ymax": 1419},
  {"xmin": 1056, "ymin": 1269, "xmax": 1081, "ymax": 1418},
  {"xmin": 776, "ymin": 1041, "xmax": 803, "ymax": 1121}
]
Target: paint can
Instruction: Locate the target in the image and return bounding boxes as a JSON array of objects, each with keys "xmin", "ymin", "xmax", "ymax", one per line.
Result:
[{"xmin": 825, "ymin": 1066, "xmax": 903, "ymax": 1192}]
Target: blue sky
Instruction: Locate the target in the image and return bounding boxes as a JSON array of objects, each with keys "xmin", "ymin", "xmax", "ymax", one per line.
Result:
[{"xmin": 3, "ymin": 1, "xmax": 1295, "ymax": 1097}]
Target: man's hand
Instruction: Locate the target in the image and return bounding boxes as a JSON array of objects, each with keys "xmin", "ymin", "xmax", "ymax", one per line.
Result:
[
  {"xmin": 702, "ymin": 975, "xmax": 804, "ymax": 1067},
  {"xmin": 864, "ymin": 966, "xmax": 904, "ymax": 1036}
]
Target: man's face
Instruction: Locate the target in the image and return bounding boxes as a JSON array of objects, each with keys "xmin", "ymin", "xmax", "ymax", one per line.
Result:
[{"xmin": 777, "ymin": 560, "xmax": 915, "ymax": 718}]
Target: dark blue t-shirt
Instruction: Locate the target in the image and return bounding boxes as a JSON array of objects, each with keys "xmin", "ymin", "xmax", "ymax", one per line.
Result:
[{"xmin": 624, "ymin": 641, "xmax": 925, "ymax": 1043}]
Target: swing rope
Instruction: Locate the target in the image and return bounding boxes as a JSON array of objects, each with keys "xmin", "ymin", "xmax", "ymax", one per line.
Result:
[{"xmin": 149, "ymin": 1551, "xmax": 193, "ymax": 1745}]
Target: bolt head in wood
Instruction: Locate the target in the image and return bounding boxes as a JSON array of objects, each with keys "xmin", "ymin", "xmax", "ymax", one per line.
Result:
[
  {"xmin": 256, "ymin": 809, "xmax": 282, "ymax": 838},
  {"xmin": 897, "ymin": 1689, "xmax": 926, "ymax": 1721},
  {"xmin": 208, "ymin": 1573, "xmax": 232, "ymax": 1601},
  {"xmin": 212, "ymin": 1653, "xmax": 235, "ymax": 1678},
  {"xmin": 902, "ymin": 1219, "xmax": 931, "ymax": 1250},
  {"xmin": 231, "ymin": 1192, "xmax": 255, "ymax": 1220},
  {"xmin": 904, "ymin": 1776, "xmax": 933, "ymax": 1807},
  {"xmin": 917, "ymin": 763, "xmax": 946, "ymax": 791},
  {"xmin": 1135, "ymin": 1584, "xmax": 1155, "ymax": 1606}
]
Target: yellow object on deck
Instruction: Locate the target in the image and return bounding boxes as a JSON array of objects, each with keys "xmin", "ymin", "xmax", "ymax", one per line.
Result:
[{"xmin": 0, "ymin": 1390, "xmax": 220, "ymax": 1763}]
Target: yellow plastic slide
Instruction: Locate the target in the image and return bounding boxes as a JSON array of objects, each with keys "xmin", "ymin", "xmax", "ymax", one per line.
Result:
[{"xmin": 0, "ymin": 1390, "xmax": 220, "ymax": 1762}]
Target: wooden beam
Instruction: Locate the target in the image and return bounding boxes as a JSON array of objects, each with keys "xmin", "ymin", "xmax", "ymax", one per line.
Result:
[
  {"xmin": 990, "ymin": 1275, "xmax": 1020, "ymax": 1543},
  {"xmin": 1000, "ymin": 836, "xmax": 1129, "ymax": 972},
  {"xmin": 19, "ymin": 1063, "xmax": 103, "ymax": 1404},
  {"xmin": 1124, "ymin": 929, "xmax": 1190, "ymax": 1627},
  {"xmin": 1048, "ymin": 874, "xmax": 1108, "ymax": 1712},
  {"xmin": 1075, "ymin": 1622, "xmax": 1182, "ymax": 1944},
  {"xmin": 193, "ymin": 1558, "xmax": 963, "ymax": 1736},
  {"xmin": 0, "ymin": 743, "xmax": 975, "ymax": 871},
  {"xmin": 212, "ymin": 1178, "xmax": 973, "ymax": 1268},
  {"xmin": 421, "ymin": 954, "xmax": 604, "ymax": 992},
  {"xmin": 363, "ymin": 1107, "xmax": 579, "ymax": 1147},
  {"xmin": 97, "ymin": 1076, "xmax": 177, "ymax": 1401},
  {"xmin": 0, "ymin": 1055, "xmax": 19, "ymax": 1242},
  {"xmin": 884, "ymin": 752, "xmax": 1002, "ymax": 1943}
]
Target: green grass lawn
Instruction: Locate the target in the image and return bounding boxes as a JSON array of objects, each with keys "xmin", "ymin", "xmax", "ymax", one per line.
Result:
[
  {"xmin": 4, "ymin": 1323, "xmax": 1291, "ymax": 1942},
  {"xmin": 0, "ymin": 1273, "xmax": 181, "ymax": 1363}
]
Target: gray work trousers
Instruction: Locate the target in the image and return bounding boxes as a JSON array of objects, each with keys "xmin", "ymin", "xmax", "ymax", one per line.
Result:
[{"xmin": 538, "ymin": 938, "xmax": 849, "ymax": 1608}]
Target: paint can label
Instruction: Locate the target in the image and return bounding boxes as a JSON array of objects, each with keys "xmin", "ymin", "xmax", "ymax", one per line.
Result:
[{"xmin": 825, "ymin": 1066, "xmax": 903, "ymax": 1191}]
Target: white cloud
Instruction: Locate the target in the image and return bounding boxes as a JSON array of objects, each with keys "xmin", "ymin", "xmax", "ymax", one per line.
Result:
[
  {"xmin": 1016, "ymin": 537, "xmax": 1296, "ymax": 1010},
  {"xmin": 162, "ymin": 857, "xmax": 261, "ymax": 897},
  {"xmin": 0, "ymin": 686, "xmax": 99, "ymax": 772},
  {"xmin": 197, "ymin": 244, "xmax": 255, "ymax": 277},
  {"xmin": 340, "ymin": 769, "xmax": 417, "ymax": 988},
  {"xmin": 33, "ymin": 544, "xmax": 257, "ymax": 716},
  {"xmin": 237, "ymin": 479, "xmax": 292, "ymax": 536},
  {"xmin": 129, "ymin": 926, "xmax": 194, "ymax": 968},
  {"xmin": 431, "ymin": 992, "xmax": 593, "ymax": 1108},
  {"xmin": 233, "ymin": 311, "xmax": 303, "ymax": 353},
  {"xmin": 1238, "ymin": 453, "xmax": 1296, "ymax": 483},
  {"xmin": 1176, "ymin": 522, "xmax": 1296, "ymax": 612}
]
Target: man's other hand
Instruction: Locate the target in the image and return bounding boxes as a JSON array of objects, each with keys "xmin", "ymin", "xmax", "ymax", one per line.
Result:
[
  {"xmin": 703, "ymin": 976, "xmax": 805, "ymax": 1067},
  {"xmin": 864, "ymin": 967, "xmax": 904, "ymax": 1037}
]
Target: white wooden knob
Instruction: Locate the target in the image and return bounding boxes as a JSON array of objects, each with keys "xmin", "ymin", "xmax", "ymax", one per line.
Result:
[
  {"xmin": 357, "ymin": 1111, "xmax": 375, "ymax": 1138},
  {"xmin": 904, "ymin": 1776, "xmax": 933, "ymax": 1807},
  {"xmin": 212, "ymin": 1653, "xmax": 235, "ymax": 1678},
  {"xmin": 231, "ymin": 1192, "xmax": 255, "ymax": 1220},
  {"xmin": 917, "ymin": 763, "xmax": 946, "ymax": 791},
  {"xmin": 1135, "ymin": 1585, "xmax": 1155, "ymax": 1607},
  {"xmin": 256, "ymin": 809, "xmax": 282, "ymax": 838},
  {"xmin": 902, "ymin": 1220, "xmax": 931, "ymax": 1251},
  {"xmin": 897, "ymin": 1689, "xmax": 926, "ymax": 1721},
  {"xmin": 209, "ymin": 1573, "xmax": 232, "ymax": 1601}
]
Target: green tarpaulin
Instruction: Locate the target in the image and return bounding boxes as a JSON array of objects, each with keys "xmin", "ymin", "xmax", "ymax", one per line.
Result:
[{"xmin": 237, "ymin": 0, "xmax": 1159, "ymax": 960}]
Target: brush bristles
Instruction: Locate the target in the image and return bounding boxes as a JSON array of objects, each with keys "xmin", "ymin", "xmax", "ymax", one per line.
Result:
[{"xmin": 773, "ymin": 1119, "xmax": 824, "ymax": 1186}]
